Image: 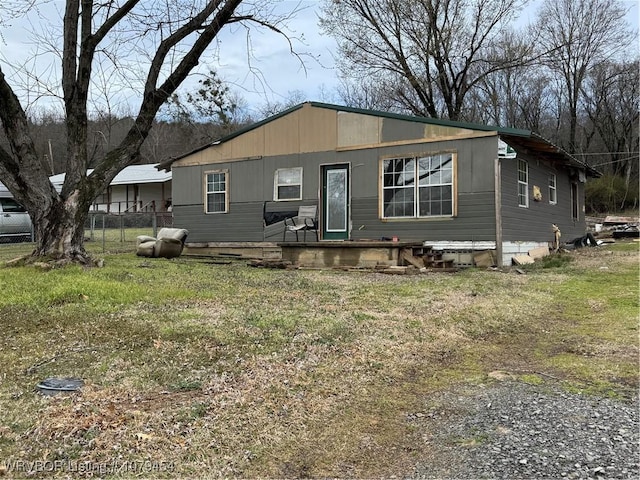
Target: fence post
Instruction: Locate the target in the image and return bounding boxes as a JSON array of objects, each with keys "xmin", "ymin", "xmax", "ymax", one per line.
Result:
[
  {"xmin": 102, "ymin": 214, "xmax": 106, "ymax": 253},
  {"xmin": 152, "ymin": 213, "xmax": 158, "ymax": 237},
  {"xmin": 120, "ymin": 215, "xmax": 124, "ymax": 242}
]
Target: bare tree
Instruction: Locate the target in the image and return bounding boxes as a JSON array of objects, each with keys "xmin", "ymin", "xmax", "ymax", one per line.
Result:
[
  {"xmin": 256, "ymin": 89, "xmax": 308, "ymax": 117},
  {"xmin": 536, "ymin": 0, "xmax": 633, "ymax": 153},
  {"xmin": 472, "ymin": 62, "xmax": 566, "ymax": 138},
  {"xmin": 582, "ymin": 60, "xmax": 639, "ymax": 201},
  {"xmin": 0, "ymin": 0, "xmax": 296, "ymax": 263},
  {"xmin": 320, "ymin": 0, "xmax": 533, "ymax": 120},
  {"xmin": 336, "ymin": 77, "xmax": 395, "ymax": 111}
]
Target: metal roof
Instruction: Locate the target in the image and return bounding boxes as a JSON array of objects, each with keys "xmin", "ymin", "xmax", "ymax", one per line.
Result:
[
  {"xmin": 1, "ymin": 164, "xmax": 171, "ymax": 200},
  {"xmin": 0, "ymin": 182, "xmax": 11, "ymax": 197},
  {"xmin": 49, "ymin": 163, "xmax": 172, "ymax": 187},
  {"xmin": 500, "ymin": 132, "xmax": 600, "ymax": 177}
]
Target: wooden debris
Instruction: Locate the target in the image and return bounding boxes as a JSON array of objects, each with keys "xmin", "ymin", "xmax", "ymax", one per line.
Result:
[
  {"xmin": 431, "ymin": 259, "xmax": 455, "ymax": 269},
  {"xmin": 603, "ymin": 215, "xmax": 639, "ymax": 225},
  {"xmin": 406, "ymin": 265, "xmax": 420, "ymax": 275},
  {"xmin": 528, "ymin": 246, "xmax": 550, "ymax": 260},
  {"xmin": 379, "ymin": 266, "xmax": 409, "ymax": 275},
  {"xmin": 512, "ymin": 255, "xmax": 534, "ymax": 265},
  {"xmin": 379, "ymin": 265, "xmax": 427, "ymax": 274},
  {"xmin": 473, "ymin": 250, "xmax": 496, "ymax": 268},
  {"xmin": 400, "ymin": 249, "xmax": 425, "ymax": 268},
  {"xmin": 249, "ymin": 259, "xmax": 296, "ymax": 269},
  {"xmin": 425, "ymin": 267, "xmax": 458, "ymax": 273}
]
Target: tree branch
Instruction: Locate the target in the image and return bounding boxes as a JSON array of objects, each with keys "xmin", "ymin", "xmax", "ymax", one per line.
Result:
[
  {"xmin": 62, "ymin": 0, "xmax": 80, "ymax": 104},
  {"xmin": 0, "ymin": 67, "xmax": 59, "ymax": 212},
  {"xmin": 88, "ymin": 0, "xmax": 245, "ymax": 193}
]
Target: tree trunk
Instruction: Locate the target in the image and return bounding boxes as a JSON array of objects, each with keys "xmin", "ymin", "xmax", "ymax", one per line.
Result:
[
  {"xmin": 30, "ymin": 191, "xmax": 92, "ymax": 263},
  {"xmin": 1, "ymin": 0, "xmax": 251, "ymax": 266},
  {"xmin": 620, "ymin": 159, "xmax": 632, "ymax": 211}
]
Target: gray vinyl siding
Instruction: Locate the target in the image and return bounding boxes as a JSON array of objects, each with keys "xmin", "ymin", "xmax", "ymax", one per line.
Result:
[
  {"xmin": 172, "ymin": 153, "xmax": 332, "ymax": 242},
  {"xmin": 173, "ymin": 203, "xmax": 265, "ymax": 242},
  {"xmin": 345, "ymin": 136, "xmax": 498, "ymax": 198},
  {"xmin": 172, "ymin": 136, "xmax": 500, "ymax": 243},
  {"xmin": 380, "ymin": 117, "xmax": 429, "ymax": 143},
  {"xmin": 500, "ymin": 155, "xmax": 586, "ymax": 242},
  {"xmin": 173, "ymin": 165, "xmax": 205, "ymax": 206},
  {"xmin": 350, "ymin": 192, "xmax": 496, "ymax": 241},
  {"xmin": 345, "ymin": 136, "xmax": 497, "ymax": 241}
]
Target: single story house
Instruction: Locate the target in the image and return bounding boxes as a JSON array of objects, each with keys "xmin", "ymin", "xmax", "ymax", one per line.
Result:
[
  {"xmin": 49, "ymin": 163, "xmax": 172, "ymax": 213},
  {"xmin": 160, "ymin": 102, "xmax": 598, "ymax": 266}
]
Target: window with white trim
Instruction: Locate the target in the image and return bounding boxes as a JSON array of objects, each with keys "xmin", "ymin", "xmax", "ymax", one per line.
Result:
[
  {"xmin": 548, "ymin": 174, "xmax": 557, "ymax": 204},
  {"xmin": 518, "ymin": 159, "xmax": 529, "ymax": 207},
  {"xmin": 274, "ymin": 167, "xmax": 302, "ymax": 201},
  {"xmin": 382, "ymin": 153, "xmax": 454, "ymax": 218},
  {"xmin": 205, "ymin": 170, "xmax": 228, "ymax": 213}
]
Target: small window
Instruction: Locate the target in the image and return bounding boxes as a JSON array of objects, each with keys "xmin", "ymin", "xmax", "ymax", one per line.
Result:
[
  {"xmin": 548, "ymin": 174, "xmax": 557, "ymax": 205},
  {"xmin": 205, "ymin": 170, "xmax": 228, "ymax": 213},
  {"xmin": 518, "ymin": 159, "xmax": 529, "ymax": 208},
  {"xmin": 274, "ymin": 167, "xmax": 302, "ymax": 201}
]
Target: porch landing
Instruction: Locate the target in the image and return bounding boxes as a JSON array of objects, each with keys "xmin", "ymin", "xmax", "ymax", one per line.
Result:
[{"xmin": 183, "ymin": 241, "xmax": 430, "ymax": 268}]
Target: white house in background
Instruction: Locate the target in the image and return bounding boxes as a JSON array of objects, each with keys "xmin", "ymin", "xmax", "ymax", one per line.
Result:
[
  {"xmin": 1, "ymin": 164, "xmax": 172, "ymax": 212},
  {"xmin": 0, "ymin": 183, "xmax": 11, "ymax": 198},
  {"xmin": 48, "ymin": 164, "xmax": 173, "ymax": 213}
]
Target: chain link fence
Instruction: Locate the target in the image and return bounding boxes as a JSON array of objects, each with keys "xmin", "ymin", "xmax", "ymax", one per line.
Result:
[
  {"xmin": 0, "ymin": 212, "xmax": 174, "ymax": 251},
  {"xmin": 86, "ymin": 212, "xmax": 173, "ymax": 252}
]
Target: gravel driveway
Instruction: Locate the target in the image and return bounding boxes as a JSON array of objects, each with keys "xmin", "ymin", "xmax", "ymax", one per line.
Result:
[{"xmin": 408, "ymin": 380, "xmax": 639, "ymax": 479}]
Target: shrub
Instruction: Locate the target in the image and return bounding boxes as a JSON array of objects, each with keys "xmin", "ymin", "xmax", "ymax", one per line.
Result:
[{"xmin": 586, "ymin": 174, "xmax": 639, "ymax": 213}]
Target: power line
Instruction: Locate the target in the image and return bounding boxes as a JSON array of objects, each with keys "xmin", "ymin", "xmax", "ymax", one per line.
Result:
[
  {"xmin": 573, "ymin": 151, "xmax": 640, "ymax": 156},
  {"xmin": 592, "ymin": 156, "xmax": 639, "ymax": 167}
]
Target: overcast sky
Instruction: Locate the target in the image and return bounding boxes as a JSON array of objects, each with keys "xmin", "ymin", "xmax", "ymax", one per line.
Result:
[
  {"xmin": 0, "ymin": 0, "xmax": 638, "ymax": 118},
  {"xmin": 216, "ymin": 0, "xmax": 639, "ymax": 113},
  {"xmin": 0, "ymin": 0, "xmax": 342, "ymax": 117}
]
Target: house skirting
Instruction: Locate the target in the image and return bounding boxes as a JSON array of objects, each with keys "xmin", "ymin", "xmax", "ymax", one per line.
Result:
[
  {"xmin": 184, "ymin": 242, "xmax": 282, "ymax": 260},
  {"xmin": 280, "ymin": 241, "xmax": 423, "ymax": 268},
  {"xmin": 423, "ymin": 240, "xmax": 552, "ymax": 267},
  {"xmin": 499, "ymin": 241, "xmax": 552, "ymax": 267},
  {"xmin": 423, "ymin": 241, "xmax": 496, "ymax": 268},
  {"xmin": 184, "ymin": 241, "xmax": 424, "ymax": 268}
]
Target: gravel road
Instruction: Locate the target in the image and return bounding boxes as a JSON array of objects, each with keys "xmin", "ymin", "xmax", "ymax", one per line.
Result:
[{"xmin": 409, "ymin": 380, "xmax": 639, "ymax": 479}]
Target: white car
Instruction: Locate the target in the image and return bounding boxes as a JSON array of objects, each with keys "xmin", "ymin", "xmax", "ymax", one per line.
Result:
[{"xmin": 0, "ymin": 197, "xmax": 32, "ymax": 241}]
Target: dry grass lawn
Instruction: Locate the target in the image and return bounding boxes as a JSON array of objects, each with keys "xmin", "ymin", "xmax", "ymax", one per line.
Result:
[{"xmin": 0, "ymin": 239, "xmax": 637, "ymax": 478}]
